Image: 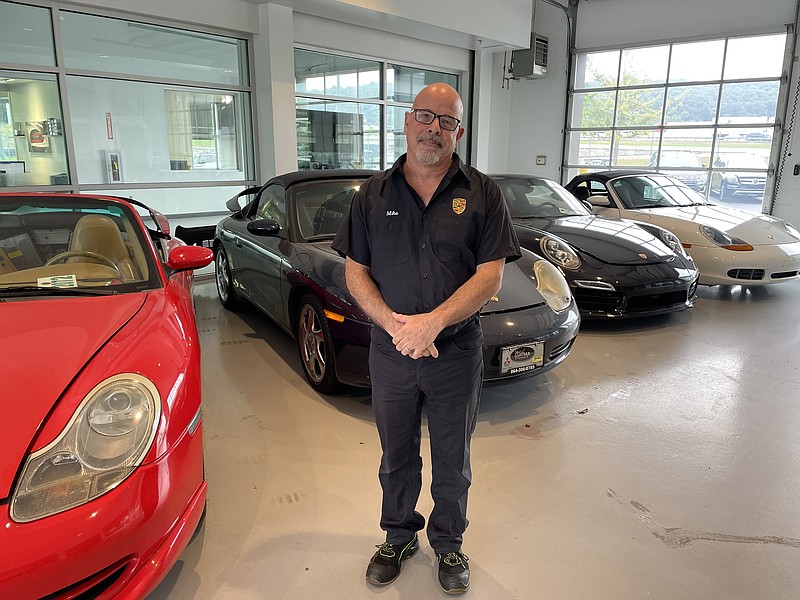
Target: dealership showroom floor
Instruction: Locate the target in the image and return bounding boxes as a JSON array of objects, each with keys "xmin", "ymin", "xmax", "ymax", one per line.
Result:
[{"xmin": 149, "ymin": 277, "xmax": 800, "ymax": 600}]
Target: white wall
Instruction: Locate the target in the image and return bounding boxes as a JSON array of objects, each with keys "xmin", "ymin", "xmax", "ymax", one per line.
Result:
[{"xmin": 502, "ymin": 0, "xmax": 570, "ymax": 179}]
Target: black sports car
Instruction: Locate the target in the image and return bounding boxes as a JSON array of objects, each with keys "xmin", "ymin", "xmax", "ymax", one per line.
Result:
[
  {"xmin": 491, "ymin": 175, "xmax": 699, "ymax": 319},
  {"xmin": 213, "ymin": 170, "xmax": 580, "ymax": 393}
]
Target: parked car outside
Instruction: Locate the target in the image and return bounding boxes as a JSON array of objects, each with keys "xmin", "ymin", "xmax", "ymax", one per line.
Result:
[
  {"xmin": 566, "ymin": 171, "xmax": 800, "ymax": 286},
  {"xmin": 709, "ymin": 152, "xmax": 768, "ymax": 200},
  {"xmin": 0, "ymin": 192, "xmax": 213, "ymax": 599},
  {"xmin": 212, "ymin": 170, "xmax": 580, "ymax": 393},
  {"xmin": 648, "ymin": 150, "xmax": 707, "ymax": 191},
  {"xmin": 492, "ymin": 174, "xmax": 699, "ymax": 318}
]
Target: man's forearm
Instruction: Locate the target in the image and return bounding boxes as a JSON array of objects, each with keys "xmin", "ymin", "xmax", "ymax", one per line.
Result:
[
  {"xmin": 344, "ymin": 257, "xmax": 397, "ymax": 334},
  {"xmin": 427, "ymin": 259, "xmax": 504, "ymax": 331},
  {"xmin": 389, "ymin": 259, "xmax": 505, "ymax": 355}
]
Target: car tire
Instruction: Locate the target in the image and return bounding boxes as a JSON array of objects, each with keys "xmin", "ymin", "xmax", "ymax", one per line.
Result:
[
  {"xmin": 215, "ymin": 247, "xmax": 239, "ymax": 310},
  {"xmin": 296, "ymin": 294, "xmax": 339, "ymax": 394}
]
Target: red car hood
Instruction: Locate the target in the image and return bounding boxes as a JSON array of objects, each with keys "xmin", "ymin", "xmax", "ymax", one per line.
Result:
[{"xmin": 0, "ymin": 294, "xmax": 145, "ymax": 497}]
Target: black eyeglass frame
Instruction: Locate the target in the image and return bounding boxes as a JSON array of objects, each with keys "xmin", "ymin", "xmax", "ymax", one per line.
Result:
[{"xmin": 410, "ymin": 108, "xmax": 462, "ymax": 132}]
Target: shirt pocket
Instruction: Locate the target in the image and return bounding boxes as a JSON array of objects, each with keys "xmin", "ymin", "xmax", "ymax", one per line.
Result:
[
  {"xmin": 434, "ymin": 217, "xmax": 476, "ymax": 262},
  {"xmin": 372, "ymin": 219, "xmax": 412, "ymax": 266}
]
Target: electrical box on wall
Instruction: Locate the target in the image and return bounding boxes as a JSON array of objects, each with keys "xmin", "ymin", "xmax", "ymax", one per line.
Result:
[{"xmin": 511, "ymin": 33, "xmax": 549, "ymax": 79}]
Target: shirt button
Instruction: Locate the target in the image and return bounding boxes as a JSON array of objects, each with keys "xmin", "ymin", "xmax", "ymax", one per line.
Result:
[
  {"xmin": 421, "ymin": 243, "xmax": 426, "ymax": 249},
  {"xmin": 422, "ymin": 214, "xmax": 427, "ymax": 219},
  {"xmin": 425, "ymin": 303, "xmax": 431, "ymax": 309},
  {"xmin": 423, "ymin": 272, "xmax": 428, "ymax": 278}
]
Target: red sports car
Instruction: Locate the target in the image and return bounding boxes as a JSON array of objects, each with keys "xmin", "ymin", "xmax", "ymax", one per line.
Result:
[{"xmin": 0, "ymin": 192, "xmax": 213, "ymax": 599}]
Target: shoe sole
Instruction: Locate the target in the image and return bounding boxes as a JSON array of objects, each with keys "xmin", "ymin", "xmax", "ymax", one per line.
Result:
[
  {"xmin": 365, "ymin": 538, "xmax": 419, "ymax": 586},
  {"xmin": 441, "ymin": 583, "xmax": 470, "ymax": 595}
]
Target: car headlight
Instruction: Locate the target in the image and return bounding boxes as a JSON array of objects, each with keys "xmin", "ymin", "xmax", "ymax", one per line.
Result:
[
  {"xmin": 699, "ymin": 225, "xmax": 753, "ymax": 251},
  {"xmin": 533, "ymin": 259, "xmax": 573, "ymax": 312},
  {"xmin": 781, "ymin": 221, "xmax": 800, "ymax": 240},
  {"xmin": 658, "ymin": 228, "xmax": 690, "ymax": 258},
  {"xmin": 539, "ymin": 236, "xmax": 581, "ymax": 270},
  {"xmin": 10, "ymin": 374, "xmax": 161, "ymax": 523}
]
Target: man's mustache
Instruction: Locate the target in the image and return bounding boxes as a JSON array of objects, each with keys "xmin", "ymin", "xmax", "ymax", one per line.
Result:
[{"xmin": 416, "ymin": 133, "xmax": 443, "ymax": 147}]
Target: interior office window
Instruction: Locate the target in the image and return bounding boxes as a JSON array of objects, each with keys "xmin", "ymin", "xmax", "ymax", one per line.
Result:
[
  {"xmin": 295, "ymin": 49, "xmax": 459, "ymax": 170},
  {"xmin": 0, "ymin": 72, "xmax": 68, "ymax": 187},
  {"xmin": 568, "ymin": 33, "xmax": 787, "ymax": 211},
  {"xmin": 59, "ymin": 12, "xmax": 248, "ymax": 86},
  {"xmin": 67, "ymin": 76, "xmax": 251, "ymax": 185},
  {"xmin": 0, "ymin": 2, "xmax": 55, "ymax": 67},
  {"xmin": 164, "ymin": 90, "xmax": 240, "ymax": 172}
]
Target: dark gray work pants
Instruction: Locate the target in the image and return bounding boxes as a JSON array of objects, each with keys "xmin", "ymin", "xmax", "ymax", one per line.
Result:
[{"xmin": 368, "ymin": 323, "xmax": 483, "ymax": 554}]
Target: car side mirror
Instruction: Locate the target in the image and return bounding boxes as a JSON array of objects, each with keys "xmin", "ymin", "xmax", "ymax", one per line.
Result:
[
  {"xmin": 247, "ymin": 219, "xmax": 281, "ymax": 236},
  {"xmin": 166, "ymin": 245, "xmax": 214, "ymax": 272}
]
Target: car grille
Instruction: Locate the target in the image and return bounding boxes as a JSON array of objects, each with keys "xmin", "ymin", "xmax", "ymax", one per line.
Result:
[
  {"xmin": 573, "ymin": 288, "xmax": 623, "ymax": 313},
  {"xmin": 549, "ymin": 338, "xmax": 575, "ymax": 360},
  {"xmin": 625, "ymin": 290, "xmax": 688, "ymax": 312},
  {"xmin": 728, "ymin": 268, "xmax": 765, "ymax": 280},
  {"xmin": 738, "ymin": 177, "xmax": 765, "ymax": 185},
  {"xmin": 771, "ymin": 270, "xmax": 799, "ymax": 280},
  {"xmin": 40, "ymin": 559, "xmax": 129, "ymax": 599}
]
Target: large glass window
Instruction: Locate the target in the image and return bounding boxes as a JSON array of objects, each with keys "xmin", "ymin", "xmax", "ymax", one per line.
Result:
[
  {"xmin": 0, "ymin": 1, "xmax": 253, "ymax": 217},
  {"xmin": 294, "ymin": 49, "xmax": 459, "ymax": 171},
  {"xmin": 568, "ymin": 33, "xmax": 787, "ymax": 212},
  {"xmin": 66, "ymin": 77, "xmax": 251, "ymax": 185},
  {"xmin": 0, "ymin": 2, "xmax": 55, "ymax": 67},
  {"xmin": 60, "ymin": 12, "xmax": 248, "ymax": 86}
]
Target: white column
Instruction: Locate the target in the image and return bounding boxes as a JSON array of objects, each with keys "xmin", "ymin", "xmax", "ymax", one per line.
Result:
[{"xmin": 253, "ymin": 3, "xmax": 297, "ymax": 180}]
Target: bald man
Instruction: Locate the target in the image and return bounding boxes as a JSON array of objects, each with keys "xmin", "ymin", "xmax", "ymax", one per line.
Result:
[{"xmin": 332, "ymin": 83, "xmax": 520, "ymax": 594}]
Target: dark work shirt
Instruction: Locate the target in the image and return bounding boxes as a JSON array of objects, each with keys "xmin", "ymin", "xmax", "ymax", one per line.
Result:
[{"xmin": 331, "ymin": 154, "xmax": 521, "ymax": 338}]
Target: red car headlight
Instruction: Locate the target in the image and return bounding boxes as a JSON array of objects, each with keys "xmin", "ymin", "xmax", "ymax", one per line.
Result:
[{"xmin": 10, "ymin": 374, "xmax": 161, "ymax": 523}]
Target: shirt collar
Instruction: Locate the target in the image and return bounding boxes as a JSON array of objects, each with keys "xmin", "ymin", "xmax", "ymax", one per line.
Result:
[{"xmin": 384, "ymin": 153, "xmax": 467, "ymax": 186}]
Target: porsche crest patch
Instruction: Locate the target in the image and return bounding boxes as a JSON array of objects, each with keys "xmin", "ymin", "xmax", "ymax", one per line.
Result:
[{"xmin": 452, "ymin": 197, "xmax": 467, "ymax": 215}]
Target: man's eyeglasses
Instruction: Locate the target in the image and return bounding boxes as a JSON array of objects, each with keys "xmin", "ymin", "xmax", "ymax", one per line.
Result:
[{"xmin": 411, "ymin": 109, "xmax": 461, "ymax": 132}]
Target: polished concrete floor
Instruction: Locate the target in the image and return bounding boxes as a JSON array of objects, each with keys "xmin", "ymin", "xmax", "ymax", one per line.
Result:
[{"xmin": 149, "ymin": 278, "xmax": 800, "ymax": 600}]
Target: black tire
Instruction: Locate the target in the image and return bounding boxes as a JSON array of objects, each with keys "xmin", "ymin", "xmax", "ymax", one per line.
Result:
[
  {"xmin": 215, "ymin": 247, "xmax": 239, "ymax": 310},
  {"xmin": 296, "ymin": 294, "xmax": 339, "ymax": 394}
]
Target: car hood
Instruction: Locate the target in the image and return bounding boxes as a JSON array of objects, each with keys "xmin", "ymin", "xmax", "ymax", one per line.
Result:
[
  {"xmin": 630, "ymin": 205, "xmax": 799, "ymax": 245},
  {"xmin": 0, "ymin": 294, "xmax": 145, "ymax": 497},
  {"xmin": 310, "ymin": 241, "xmax": 545, "ymax": 313},
  {"xmin": 481, "ymin": 256, "xmax": 546, "ymax": 313},
  {"xmin": 514, "ymin": 215, "xmax": 675, "ymax": 264}
]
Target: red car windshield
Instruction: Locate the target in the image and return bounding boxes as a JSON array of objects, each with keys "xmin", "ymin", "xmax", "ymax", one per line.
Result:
[{"xmin": 0, "ymin": 196, "xmax": 160, "ymax": 295}]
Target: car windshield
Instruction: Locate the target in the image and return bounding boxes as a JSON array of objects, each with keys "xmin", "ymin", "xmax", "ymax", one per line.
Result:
[
  {"xmin": 0, "ymin": 195, "xmax": 159, "ymax": 296},
  {"xmin": 496, "ymin": 177, "xmax": 589, "ymax": 218},
  {"xmin": 293, "ymin": 179, "xmax": 366, "ymax": 241},
  {"xmin": 611, "ymin": 175, "xmax": 710, "ymax": 209}
]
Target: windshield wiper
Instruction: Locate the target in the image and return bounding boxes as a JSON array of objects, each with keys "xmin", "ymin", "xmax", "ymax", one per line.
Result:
[{"xmin": 0, "ymin": 286, "xmax": 119, "ymax": 298}]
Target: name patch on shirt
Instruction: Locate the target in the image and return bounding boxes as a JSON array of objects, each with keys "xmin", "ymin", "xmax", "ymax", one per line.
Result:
[
  {"xmin": 452, "ymin": 198, "xmax": 466, "ymax": 215},
  {"xmin": 386, "ymin": 210, "xmax": 399, "ymax": 216}
]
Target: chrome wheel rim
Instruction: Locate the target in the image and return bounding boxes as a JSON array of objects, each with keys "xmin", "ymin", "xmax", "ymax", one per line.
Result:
[
  {"xmin": 299, "ymin": 304, "xmax": 326, "ymax": 383},
  {"xmin": 215, "ymin": 252, "xmax": 230, "ymax": 303}
]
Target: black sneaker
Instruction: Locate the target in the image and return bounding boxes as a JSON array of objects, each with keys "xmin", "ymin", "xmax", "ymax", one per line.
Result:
[
  {"xmin": 436, "ymin": 551, "xmax": 470, "ymax": 594},
  {"xmin": 365, "ymin": 535, "xmax": 419, "ymax": 585}
]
